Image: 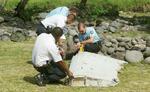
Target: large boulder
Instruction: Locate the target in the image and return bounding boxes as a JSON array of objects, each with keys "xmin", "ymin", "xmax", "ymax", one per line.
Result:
[
  {"xmin": 144, "ymin": 57, "xmax": 150, "ymax": 64},
  {"xmin": 143, "ymin": 47, "xmax": 150, "ymax": 57},
  {"xmin": 125, "ymin": 50, "xmax": 144, "ymax": 63}
]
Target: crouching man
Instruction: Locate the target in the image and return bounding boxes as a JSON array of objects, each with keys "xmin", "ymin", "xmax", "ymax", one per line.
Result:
[
  {"xmin": 74, "ymin": 22, "xmax": 101, "ymax": 53},
  {"xmin": 32, "ymin": 27, "xmax": 73, "ymax": 86}
]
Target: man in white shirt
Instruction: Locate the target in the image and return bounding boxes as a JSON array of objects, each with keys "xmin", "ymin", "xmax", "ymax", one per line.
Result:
[
  {"xmin": 36, "ymin": 14, "xmax": 75, "ymax": 39},
  {"xmin": 32, "ymin": 27, "xmax": 73, "ymax": 86}
]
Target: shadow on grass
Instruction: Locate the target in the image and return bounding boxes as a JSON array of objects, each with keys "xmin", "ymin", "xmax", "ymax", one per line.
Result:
[
  {"xmin": 26, "ymin": 60, "xmax": 32, "ymax": 65},
  {"xmin": 23, "ymin": 76, "xmax": 37, "ymax": 85},
  {"xmin": 23, "ymin": 76, "xmax": 65, "ymax": 86}
]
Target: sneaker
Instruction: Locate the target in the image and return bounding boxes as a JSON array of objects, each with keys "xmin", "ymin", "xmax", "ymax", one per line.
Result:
[{"xmin": 34, "ymin": 73, "xmax": 46, "ymax": 86}]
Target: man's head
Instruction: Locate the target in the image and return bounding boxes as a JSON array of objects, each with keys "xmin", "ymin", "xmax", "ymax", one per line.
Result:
[
  {"xmin": 66, "ymin": 14, "xmax": 75, "ymax": 24},
  {"xmin": 69, "ymin": 7, "xmax": 78, "ymax": 16},
  {"xmin": 78, "ymin": 22, "xmax": 86, "ymax": 34},
  {"xmin": 50, "ymin": 27, "xmax": 63, "ymax": 41}
]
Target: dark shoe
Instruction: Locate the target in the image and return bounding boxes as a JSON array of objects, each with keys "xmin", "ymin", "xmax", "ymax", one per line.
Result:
[{"xmin": 34, "ymin": 73, "xmax": 46, "ymax": 86}]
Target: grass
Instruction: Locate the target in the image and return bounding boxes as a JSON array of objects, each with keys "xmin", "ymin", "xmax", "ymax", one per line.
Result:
[{"xmin": 0, "ymin": 40, "xmax": 150, "ymax": 92}]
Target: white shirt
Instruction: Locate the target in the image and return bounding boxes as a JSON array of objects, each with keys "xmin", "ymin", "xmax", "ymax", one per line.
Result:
[
  {"xmin": 32, "ymin": 33, "xmax": 62, "ymax": 67},
  {"xmin": 41, "ymin": 15, "xmax": 67, "ymax": 39}
]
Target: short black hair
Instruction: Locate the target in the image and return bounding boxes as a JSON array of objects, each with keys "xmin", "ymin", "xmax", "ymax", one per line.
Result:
[{"xmin": 51, "ymin": 27, "xmax": 63, "ymax": 38}]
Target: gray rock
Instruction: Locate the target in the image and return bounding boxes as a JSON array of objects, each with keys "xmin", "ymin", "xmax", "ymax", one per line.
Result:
[
  {"xmin": 144, "ymin": 37, "xmax": 150, "ymax": 47},
  {"xmin": 109, "ymin": 26, "xmax": 117, "ymax": 33},
  {"xmin": 116, "ymin": 37, "xmax": 124, "ymax": 42},
  {"xmin": 121, "ymin": 25, "xmax": 137, "ymax": 31},
  {"xmin": 116, "ymin": 19, "xmax": 129, "ymax": 24},
  {"xmin": 110, "ymin": 39, "xmax": 118, "ymax": 44},
  {"xmin": 122, "ymin": 37, "xmax": 131, "ymax": 42},
  {"xmin": 116, "ymin": 47, "xmax": 126, "ymax": 52},
  {"xmin": 118, "ymin": 42, "xmax": 126, "ymax": 47},
  {"xmin": 143, "ymin": 47, "xmax": 150, "ymax": 57},
  {"xmin": 101, "ymin": 21, "xmax": 109, "ymax": 28},
  {"xmin": 110, "ymin": 21, "xmax": 123, "ymax": 29},
  {"xmin": 67, "ymin": 28, "xmax": 78, "ymax": 36},
  {"xmin": 144, "ymin": 57, "xmax": 150, "ymax": 64},
  {"xmin": 27, "ymin": 30, "xmax": 37, "ymax": 38},
  {"xmin": 0, "ymin": 33, "xmax": 11, "ymax": 41},
  {"xmin": 101, "ymin": 45, "xmax": 109, "ymax": 55},
  {"xmin": 125, "ymin": 50, "xmax": 144, "ymax": 63},
  {"xmin": 105, "ymin": 41, "xmax": 112, "ymax": 47},
  {"xmin": 131, "ymin": 39, "xmax": 138, "ymax": 45},
  {"xmin": 107, "ymin": 47, "xmax": 115, "ymax": 55},
  {"xmin": 0, "ymin": 16, "xmax": 4, "ymax": 23},
  {"xmin": 95, "ymin": 27, "xmax": 107, "ymax": 33},
  {"xmin": 111, "ymin": 51, "xmax": 126, "ymax": 60}
]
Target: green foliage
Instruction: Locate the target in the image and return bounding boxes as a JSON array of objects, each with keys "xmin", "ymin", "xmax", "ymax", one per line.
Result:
[{"xmin": 1, "ymin": 0, "xmax": 150, "ymax": 20}]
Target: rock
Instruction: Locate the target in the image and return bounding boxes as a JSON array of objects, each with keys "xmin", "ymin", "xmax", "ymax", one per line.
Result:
[
  {"xmin": 109, "ymin": 26, "xmax": 117, "ymax": 33},
  {"xmin": 66, "ymin": 35, "xmax": 78, "ymax": 54},
  {"xmin": 105, "ymin": 41, "xmax": 112, "ymax": 47},
  {"xmin": 116, "ymin": 19, "xmax": 129, "ymax": 24},
  {"xmin": 143, "ymin": 47, "xmax": 150, "ymax": 57},
  {"xmin": 121, "ymin": 25, "xmax": 137, "ymax": 31},
  {"xmin": 10, "ymin": 29, "xmax": 27, "ymax": 42},
  {"xmin": 116, "ymin": 37, "xmax": 124, "ymax": 42},
  {"xmin": 27, "ymin": 30, "xmax": 37, "ymax": 38},
  {"xmin": 110, "ymin": 21, "xmax": 123, "ymax": 29},
  {"xmin": 116, "ymin": 47, "xmax": 126, "ymax": 52},
  {"xmin": 144, "ymin": 57, "xmax": 150, "ymax": 64},
  {"xmin": 107, "ymin": 47, "xmax": 115, "ymax": 55},
  {"xmin": 0, "ymin": 16, "xmax": 4, "ymax": 23},
  {"xmin": 125, "ymin": 50, "xmax": 144, "ymax": 63},
  {"xmin": 0, "ymin": 33, "xmax": 11, "ymax": 41},
  {"xmin": 95, "ymin": 27, "xmax": 107, "ymax": 33},
  {"xmin": 67, "ymin": 28, "xmax": 78, "ymax": 36},
  {"xmin": 122, "ymin": 37, "xmax": 131, "ymax": 42},
  {"xmin": 101, "ymin": 21, "xmax": 109, "ymax": 28},
  {"xmin": 118, "ymin": 42, "xmax": 126, "ymax": 47},
  {"xmin": 144, "ymin": 37, "xmax": 150, "ymax": 47},
  {"xmin": 111, "ymin": 51, "xmax": 126, "ymax": 60},
  {"xmin": 101, "ymin": 45, "xmax": 109, "ymax": 55},
  {"xmin": 134, "ymin": 44, "xmax": 146, "ymax": 51},
  {"xmin": 38, "ymin": 12, "xmax": 48, "ymax": 19},
  {"xmin": 110, "ymin": 39, "xmax": 118, "ymax": 44},
  {"xmin": 131, "ymin": 39, "xmax": 138, "ymax": 45}
]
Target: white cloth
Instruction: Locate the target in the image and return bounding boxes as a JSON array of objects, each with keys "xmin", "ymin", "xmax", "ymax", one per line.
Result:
[
  {"xmin": 32, "ymin": 33, "xmax": 62, "ymax": 67},
  {"xmin": 41, "ymin": 15, "xmax": 67, "ymax": 39},
  {"xmin": 69, "ymin": 52, "xmax": 127, "ymax": 87}
]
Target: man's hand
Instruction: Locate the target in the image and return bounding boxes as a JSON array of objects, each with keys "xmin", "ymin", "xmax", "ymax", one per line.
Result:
[{"xmin": 68, "ymin": 71, "xmax": 74, "ymax": 79}]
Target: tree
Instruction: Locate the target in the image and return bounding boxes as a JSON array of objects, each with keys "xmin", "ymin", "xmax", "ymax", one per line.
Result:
[
  {"xmin": 79, "ymin": 0, "xmax": 87, "ymax": 8},
  {"xmin": 15, "ymin": 0, "xmax": 29, "ymax": 17}
]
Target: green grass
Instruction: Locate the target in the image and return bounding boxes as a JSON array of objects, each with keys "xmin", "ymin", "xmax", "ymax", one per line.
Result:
[{"xmin": 0, "ymin": 40, "xmax": 150, "ymax": 92}]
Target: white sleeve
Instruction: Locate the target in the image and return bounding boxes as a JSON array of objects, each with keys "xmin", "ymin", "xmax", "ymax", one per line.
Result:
[{"xmin": 48, "ymin": 43, "xmax": 63, "ymax": 62}]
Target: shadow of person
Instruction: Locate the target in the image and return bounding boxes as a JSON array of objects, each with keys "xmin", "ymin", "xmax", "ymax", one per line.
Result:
[
  {"xmin": 23, "ymin": 76, "xmax": 37, "ymax": 85},
  {"xmin": 26, "ymin": 60, "xmax": 32, "ymax": 65},
  {"xmin": 23, "ymin": 76, "xmax": 65, "ymax": 86}
]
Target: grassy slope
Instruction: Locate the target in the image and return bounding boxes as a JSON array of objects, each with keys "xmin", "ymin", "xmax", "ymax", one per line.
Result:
[{"xmin": 0, "ymin": 40, "xmax": 150, "ymax": 92}]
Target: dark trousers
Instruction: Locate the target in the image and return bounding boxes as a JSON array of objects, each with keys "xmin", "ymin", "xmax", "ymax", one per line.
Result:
[
  {"xmin": 36, "ymin": 22, "xmax": 47, "ymax": 36},
  {"xmin": 84, "ymin": 41, "xmax": 101, "ymax": 53},
  {"xmin": 34, "ymin": 61, "xmax": 66, "ymax": 82}
]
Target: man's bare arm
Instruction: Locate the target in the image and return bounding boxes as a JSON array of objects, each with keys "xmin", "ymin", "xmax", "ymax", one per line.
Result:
[{"xmin": 56, "ymin": 61, "xmax": 73, "ymax": 78}]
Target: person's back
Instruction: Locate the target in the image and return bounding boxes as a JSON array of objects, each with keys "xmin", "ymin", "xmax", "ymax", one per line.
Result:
[
  {"xmin": 46, "ymin": 6, "xmax": 69, "ymax": 18},
  {"xmin": 32, "ymin": 33, "xmax": 61, "ymax": 67},
  {"xmin": 41, "ymin": 15, "xmax": 67, "ymax": 28}
]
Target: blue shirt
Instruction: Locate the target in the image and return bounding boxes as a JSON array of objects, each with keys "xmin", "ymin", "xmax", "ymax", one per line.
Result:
[
  {"xmin": 79, "ymin": 27, "xmax": 101, "ymax": 43},
  {"xmin": 46, "ymin": 6, "xmax": 69, "ymax": 18}
]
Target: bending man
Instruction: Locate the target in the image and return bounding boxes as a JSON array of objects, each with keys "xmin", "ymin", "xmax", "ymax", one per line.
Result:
[{"xmin": 32, "ymin": 27, "xmax": 73, "ymax": 86}]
